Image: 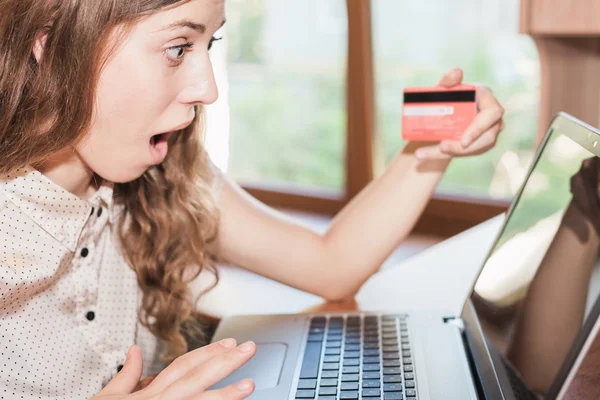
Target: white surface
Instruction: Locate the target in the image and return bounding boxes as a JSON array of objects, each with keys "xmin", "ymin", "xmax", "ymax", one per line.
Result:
[
  {"xmin": 193, "ymin": 213, "xmax": 506, "ymax": 318},
  {"xmin": 356, "ymin": 213, "xmax": 506, "ymax": 316}
]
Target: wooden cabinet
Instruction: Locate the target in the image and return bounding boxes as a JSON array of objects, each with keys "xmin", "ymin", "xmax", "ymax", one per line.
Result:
[
  {"xmin": 521, "ymin": 0, "xmax": 600, "ymax": 35},
  {"xmin": 520, "ymin": 0, "xmax": 600, "ymax": 142}
]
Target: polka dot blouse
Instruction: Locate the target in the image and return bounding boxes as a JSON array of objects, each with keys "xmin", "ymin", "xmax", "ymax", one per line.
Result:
[{"xmin": 0, "ymin": 165, "xmax": 220, "ymax": 399}]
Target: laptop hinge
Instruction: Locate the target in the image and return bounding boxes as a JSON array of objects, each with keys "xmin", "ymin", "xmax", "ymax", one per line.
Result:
[{"xmin": 443, "ymin": 316, "xmax": 465, "ymax": 332}]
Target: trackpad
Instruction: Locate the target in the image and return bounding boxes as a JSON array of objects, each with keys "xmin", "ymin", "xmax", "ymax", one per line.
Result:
[{"xmin": 212, "ymin": 343, "xmax": 288, "ymax": 390}]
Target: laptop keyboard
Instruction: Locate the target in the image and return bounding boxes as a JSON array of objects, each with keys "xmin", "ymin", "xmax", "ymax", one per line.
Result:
[{"xmin": 294, "ymin": 314, "xmax": 418, "ymax": 399}]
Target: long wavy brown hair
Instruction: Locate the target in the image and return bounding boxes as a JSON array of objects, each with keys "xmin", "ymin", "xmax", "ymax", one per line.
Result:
[{"xmin": 0, "ymin": 0, "xmax": 221, "ymax": 363}]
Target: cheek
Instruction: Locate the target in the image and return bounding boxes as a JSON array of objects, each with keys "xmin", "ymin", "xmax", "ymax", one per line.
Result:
[{"xmin": 77, "ymin": 49, "xmax": 176, "ymax": 181}]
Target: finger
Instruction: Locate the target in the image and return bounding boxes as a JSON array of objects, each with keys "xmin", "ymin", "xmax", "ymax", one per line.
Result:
[
  {"xmin": 196, "ymin": 379, "xmax": 255, "ymax": 400},
  {"xmin": 164, "ymin": 341, "xmax": 257, "ymax": 399},
  {"xmin": 438, "ymin": 68, "xmax": 463, "ymax": 87},
  {"xmin": 146, "ymin": 338, "xmax": 238, "ymax": 393},
  {"xmin": 98, "ymin": 345, "xmax": 143, "ymax": 396},
  {"xmin": 466, "ymin": 86, "xmax": 504, "ymax": 146},
  {"xmin": 134, "ymin": 375, "xmax": 157, "ymax": 392},
  {"xmin": 462, "ymin": 104, "xmax": 504, "ymax": 148},
  {"xmin": 441, "ymin": 124, "xmax": 501, "ymax": 157}
]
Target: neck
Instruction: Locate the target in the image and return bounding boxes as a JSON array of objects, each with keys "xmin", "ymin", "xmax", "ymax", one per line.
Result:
[{"xmin": 35, "ymin": 148, "xmax": 100, "ymax": 200}]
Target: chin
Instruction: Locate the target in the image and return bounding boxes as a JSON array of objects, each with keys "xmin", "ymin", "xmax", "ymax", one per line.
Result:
[{"xmin": 96, "ymin": 165, "xmax": 149, "ymax": 184}]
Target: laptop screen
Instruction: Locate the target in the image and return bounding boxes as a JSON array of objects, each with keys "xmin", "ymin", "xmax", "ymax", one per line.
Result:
[{"xmin": 470, "ymin": 127, "xmax": 600, "ymax": 395}]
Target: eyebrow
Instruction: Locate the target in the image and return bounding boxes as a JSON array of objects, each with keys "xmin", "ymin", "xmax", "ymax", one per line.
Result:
[{"xmin": 159, "ymin": 18, "xmax": 227, "ymax": 34}]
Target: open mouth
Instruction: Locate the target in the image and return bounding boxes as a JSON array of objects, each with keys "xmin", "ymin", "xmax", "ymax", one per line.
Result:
[
  {"xmin": 149, "ymin": 132, "xmax": 171, "ymax": 163},
  {"xmin": 150, "ymin": 132, "xmax": 169, "ymax": 147}
]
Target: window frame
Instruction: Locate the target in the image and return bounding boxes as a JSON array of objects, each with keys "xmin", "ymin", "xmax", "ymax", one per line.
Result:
[{"xmin": 239, "ymin": 0, "xmax": 510, "ymax": 237}]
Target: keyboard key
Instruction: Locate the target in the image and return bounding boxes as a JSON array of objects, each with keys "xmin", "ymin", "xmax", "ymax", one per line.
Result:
[
  {"xmin": 402, "ymin": 351, "xmax": 411, "ymax": 357},
  {"xmin": 364, "ymin": 343, "xmax": 380, "ymax": 349},
  {"xmin": 405, "ymin": 373, "xmax": 414, "ymax": 380},
  {"xmin": 345, "ymin": 337, "xmax": 360, "ymax": 344},
  {"xmin": 298, "ymin": 379, "xmax": 317, "ymax": 390},
  {"xmin": 325, "ymin": 348, "xmax": 341, "ymax": 356},
  {"xmin": 383, "ymin": 346, "xmax": 399, "ymax": 352},
  {"xmin": 295, "ymin": 389, "xmax": 316, "ymax": 398},
  {"xmin": 362, "ymin": 380, "xmax": 381, "ymax": 388},
  {"xmin": 319, "ymin": 387, "xmax": 337, "ymax": 396},
  {"xmin": 383, "ymin": 383, "xmax": 403, "ymax": 392},
  {"xmin": 324, "ymin": 355, "xmax": 340, "ymax": 363},
  {"xmin": 403, "ymin": 358, "xmax": 412, "ymax": 365},
  {"xmin": 321, "ymin": 370, "xmax": 339, "ymax": 379},
  {"xmin": 384, "ymin": 393, "xmax": 404, "ymax": 400},
  {"xmin": 383, "ymin": 375, "xmax": 402, "ymax": 384},
  {"xmin": 327, "ymin": 341, "xmax": 341, "ymax": 348},
  {"xmin": 363, "ymin": 356, "xmax": 380, "ymax": 364},
  {"xmin": 308, "ymin": 334, "xmax": 324, "ymax": 342},
  {"xmin": 406, "ymin": 389, "xmax": 417, "ymax": 397},
  {"xmin": 300, "ymin": 342, "xmax": 322, "ymax": 379},
  {"xmin": 362, "ymin": 372, "xmax": 380, "ymax": 380},
  {"xmin": 403, "ymin": 365, "xmax": 414, "ymax": 372},
  {"xmin": 341, "ymin": 374, "xmax": 359, "ymax": 382},
  {"xmin": 322, "ymin": 363, "xmax": 339, "ymax": 370},
  {"xmin": 383, "ymin": 353, "xmax": 400, "ymax": 360},
  {"xmin": 320, "ymin": 378, "xmax": 338, "ymax": 387},
  {"xmin": 341, "ymin": 382, "xmax": 359, "ymax": 391},
  {"xmin": 347, "ymin": 316, "xmax": 360, "ymax": 324},
  {"xmin": 344, "ymin": 358, "xmax": 359, "ymax": 366},
  {"xmin": 345, "ymin": 344, "xmax": 360, "ymax": 351},
  {"xmin": 311, "ymin": 317, "xmax": 326, "ymax": 324},
  {"xmin": 344, "ymin": 351, "xmax": 360, "ymax": 359},
  {"xmin": 364, "ymin": 349, "xmax": 380, "ymax": 356},
  {"xmin": 342, "ymin": 366, "xmax": 359, "ymax": 374},
  {"xmin": 383, "ymin": 360, "xmax": 401, "ymax": 367},
  {"xmin": 330, "ymin": 317, "xmax": 343, "ymax": 325},
  {"xmin": 340, "ymin": 391, "xmax": 359, "ymax": 399},
  {"xmin": 384, "ymin": 367, "xmax": 402, "ymax": 375},
  {"xmin": 317, "ymin": 397, "xmax": 336, "ymax": 400},
  {"xmin": 362, "ymin": 388, "xmax": 381, "ymax": 397},
  {"xmin": 381, "ymin": 316, "xmax": 397, "ymax": 321},
  {"xmin": 362, "ymin": 364, "xmax": 380, "ymax": 372},
  {"xmin": 405, "ymin": 380, "xmax": 415, "ymax": 388},
  {"xmin": 309, "ymin": 327, "xmax": 325, "ymax": 334}
]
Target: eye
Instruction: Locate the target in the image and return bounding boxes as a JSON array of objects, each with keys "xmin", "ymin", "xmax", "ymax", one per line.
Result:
[
  {"xmin": 164, "ymin": 42, "xmax": 193, "ymax": 64},
  {"xmin": 208, "ymin": 36, "xmax": 223, "ymax": 51}
]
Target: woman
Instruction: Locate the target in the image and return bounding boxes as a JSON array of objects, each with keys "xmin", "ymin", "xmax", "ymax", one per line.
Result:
[{"xmin": 0, "ymin": 0, "xmax": 505, "ymax": 398}]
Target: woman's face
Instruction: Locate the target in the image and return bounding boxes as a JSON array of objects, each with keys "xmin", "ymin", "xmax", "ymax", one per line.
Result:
[{"xmin": 77, "ymin": 0, "xmax": 225, "ymax": 183}]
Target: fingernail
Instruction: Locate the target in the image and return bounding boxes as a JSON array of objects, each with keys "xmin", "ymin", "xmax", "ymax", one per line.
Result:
[
  {"xmin": 236, "ymin": 379, "xmax": 253, "ymax": 391},
  {"xmin": 415, "ymin": 150, "xmax": 426, "ymax": 160},
  {"xmin": 238, "ymin": 341, "xmax": 255, "ymax": 353},
  {"xmin": 461, "ymin": 136, "xmax": 471, "ymax": 147},
  {"xmin": 220, "ymin": 338, "xmax": 237, "ymax": 348},
  {"xmin": 440, "ymin": 143, "xmax": 450, "ymax": 152}
]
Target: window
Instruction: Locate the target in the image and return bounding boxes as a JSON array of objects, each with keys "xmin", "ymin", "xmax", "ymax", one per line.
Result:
[
  {"xmin": 372, "ymin": 0, "xmax": 540, "ymax": 200},
  {"xmin": 208, "ymin": 0, "xmax": 348, "ymax": 194},
  {"xmin": 206, "ymin": 0, "xmax": 541, "ymax": 234}
]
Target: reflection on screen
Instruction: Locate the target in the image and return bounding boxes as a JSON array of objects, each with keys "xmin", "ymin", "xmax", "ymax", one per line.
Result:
[{"xmin": 471, "ymin": 129, "xmax": 600, "ymax": 394}]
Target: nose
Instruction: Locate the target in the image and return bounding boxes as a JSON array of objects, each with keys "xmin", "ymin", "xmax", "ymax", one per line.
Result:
[{"xmin": 178, "ymin": 56, "xmax": 219, "ymax": 106}]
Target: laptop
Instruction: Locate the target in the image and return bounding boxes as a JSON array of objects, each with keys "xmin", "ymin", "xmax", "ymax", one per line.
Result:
[{"xmin": 209, "ymin": 112, "xmax": 600, "ymax": 399}]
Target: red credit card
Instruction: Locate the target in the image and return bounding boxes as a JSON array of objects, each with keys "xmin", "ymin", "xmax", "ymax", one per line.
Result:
[{"xmin": 401, "ymin": 84, "xmax": 477, "ymax": 142}]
